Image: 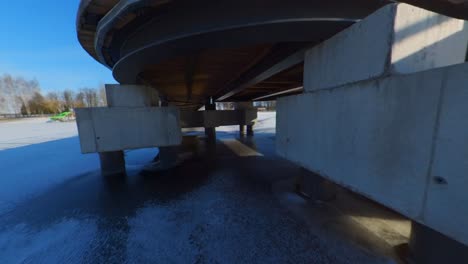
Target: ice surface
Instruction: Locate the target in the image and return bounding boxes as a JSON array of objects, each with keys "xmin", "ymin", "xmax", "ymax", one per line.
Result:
[
  {"xmin": 0, "ymin": 119, "xmax": 100, "ymax": 215},
  {"xmin": 0, "ymin": 219, "xmax": 97, "ymax": 264},
  {"xmin": 0, "ymin": 118, "xmax": 163, "ymax": 215},
  {"xmin": 0, "ymin": 118, "xmax": 78, "ymax": 151},
  {"xmin": 0, "ymin": 113, "xmax": 393, "ymax": 263}
]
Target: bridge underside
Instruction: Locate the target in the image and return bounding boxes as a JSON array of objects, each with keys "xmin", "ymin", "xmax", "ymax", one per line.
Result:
[
  {"xmin": 77, "ymin": 0, "xmax": 385, "ymax": 109},
  {"xmin": 77, "ymin": 0, "xmax": 468, "ymax": 109},
  {"xmin": 75, "ymin": 1, "xmax": 468, "ymax": 263}
]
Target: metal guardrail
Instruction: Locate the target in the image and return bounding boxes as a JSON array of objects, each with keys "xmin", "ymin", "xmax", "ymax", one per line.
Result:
[{"xmin": 0, "ymin": 114, "xmax": 53, "ymax": 119}]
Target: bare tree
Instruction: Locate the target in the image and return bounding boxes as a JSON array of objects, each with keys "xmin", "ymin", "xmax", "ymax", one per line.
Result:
[
  {"xmin": 45, "ymin": 92, "xmax": 62, "ymax": 113},
  {"xmin": 62, "ymin": 90, "xmax": 74, "ymax": 111},
  {"xmin": 0, "ymin": 73, "xmax": 107, "ymax": 115},
  {"xmin": 28, "ymin": 92, "xmax": 46, "ymax": 114},
  {"xmin": 80, "ymin": 88, "xmax": 99, "ymax": 107},
  {"xmin": 0, "ymin": 74, "xmax": 40, "ymax": 114},
  {"xmin": 99, "ymin": 85, "xmax": 107, "ymax": 106},
  {"xmin": 74, "ymin": 91, "xmax": 86, "ymax": 108}
]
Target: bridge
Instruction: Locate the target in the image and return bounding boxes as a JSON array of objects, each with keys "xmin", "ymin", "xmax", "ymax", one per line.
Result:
[{"xmin": 76, "ymin": 1, "xmax": 468, "ymax": 263}]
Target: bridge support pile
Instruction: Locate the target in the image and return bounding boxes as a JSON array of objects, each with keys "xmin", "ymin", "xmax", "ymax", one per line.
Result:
[
  {"xmin": 276, "ymin": 3, "xmax": 468, "ymax": 262},
  {"xmin": 75, "ymin": 85, "xmax": 257, "ymax": 175},
  {"xmin": 75, "ymin": 85, "xmax": 182, "ymax": 175}
]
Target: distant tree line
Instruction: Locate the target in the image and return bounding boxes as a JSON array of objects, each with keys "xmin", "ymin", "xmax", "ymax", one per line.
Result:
[
  {"xmin": 1, "ymin": 74, "xmax": 276, "ymax": 115},
  {"xmin": 0, "ymin": 74, "xmax": 106, "ymax": 115},
  {"xmin": 21, "ymin": 87, "xmax": 107, "ymax": 115},
  {"xmin": 0, "ymin": 74, "xmax": 40, "ymax": 114}
]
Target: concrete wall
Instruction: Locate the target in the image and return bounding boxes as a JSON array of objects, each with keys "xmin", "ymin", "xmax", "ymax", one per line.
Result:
[
  {"xmin": 303, "ymin": 3, "xmax": 468, "ymax": 92},
  {"xmin": 76, "ymin": 107, "xmax": 182, "ymax": 153},
  {"xmin": 277, "ymin": 63, "xmax": 468, "ymax": 246},
  {"xmin": 423, "ymin": 65, "xmax": 468, "ymax": 245}
]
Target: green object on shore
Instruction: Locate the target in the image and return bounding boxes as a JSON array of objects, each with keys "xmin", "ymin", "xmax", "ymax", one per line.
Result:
[{"xmin": 50, "ymin": 111, "xmax": 72, "ymax": 121}]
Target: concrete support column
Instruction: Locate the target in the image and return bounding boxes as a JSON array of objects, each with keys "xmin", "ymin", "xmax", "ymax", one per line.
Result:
[
  {"xmin": 235, "ymin": 102, "xmax": 255, "ymax": 137},
  {"xmin": 239, "ymin": 125, "xmax": 246, "ymax": 136},
  {"xmin": 205, "ymin": 100, "xmax": 216, "ymax": 142},
  {"xmin": 158, "ymin": 146, "xmax": 179, "ymax": 169},
  {"xmin": 409, "ymin": 221, "xmax": 468, "ymax": 264},
  {"xmin": 99, "ymin": 151, "xmax": 126, "ymax": 177},
  {"xmin": 247, "ymin": 124, "xmax": 254, "ymax": 136},
  {"xmin": 97, "ymin": 85, "xmax": 159, "ymax": 176},
  {"xmin": 76, "ymin": 85, "xmax": 182, "ymax": 176},
  {"xmin": 158, "ymin": 95, "xmax": 179, "ymax": 168}
]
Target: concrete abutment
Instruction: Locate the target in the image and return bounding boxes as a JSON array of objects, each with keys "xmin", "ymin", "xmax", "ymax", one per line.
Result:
[
  {"xmin": 75, "ymin": 86, "xmax": 258, "ymax": 175},
  {"xmin": 276, "ymin": 2, "xmax": 468, "ymax": 260}
]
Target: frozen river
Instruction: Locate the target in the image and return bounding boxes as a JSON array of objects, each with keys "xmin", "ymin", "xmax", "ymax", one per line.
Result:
[{"xmin": 0, "ymin": 113, "xmax": 394, "ymax": 263}]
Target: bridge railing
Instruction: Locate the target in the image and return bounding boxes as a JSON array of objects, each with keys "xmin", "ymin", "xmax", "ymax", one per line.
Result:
[{"xmin": 0, "ymin": 114, "xmax": 53, "ymax": 120}]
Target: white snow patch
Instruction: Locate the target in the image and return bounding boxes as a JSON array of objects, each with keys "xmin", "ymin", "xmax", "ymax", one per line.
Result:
[
  {"xmin": 0, "ymin": 118, "xmax": 78, "ymax": 150},
  {"xmin": 0, "ymin": 118, "xmax": 100, "ymax": 215},
  {"xmin": 216, "ymin": 112, "xmax": 276, "ymax": 134}
]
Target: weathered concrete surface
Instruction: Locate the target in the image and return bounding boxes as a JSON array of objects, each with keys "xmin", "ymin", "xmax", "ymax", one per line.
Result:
[
  {"xmin": 278, "ymin": 69, "xmax": 442, "ymax": 219},
  {"xmin": 75, "ymin": 107, "xmax": 182, "ymax": 153},
  {"xmin": 304, "ymin": 3, "xmax": 468, "ymax": 92},
  {"xmin": 277, "ymin": 63, "xmax": 468, "ymax": 246},
  {"xmin": 105, "ymin": 84, "xmax": 159, "ymax": 107},
  {"xmin": 179, "ymin": 109, "xmax": 257, "ymax": 128},
  {"xmin": 423, "ymin": 65, "xmax": 468, "ymax": 246},
  {"xmin": 92, "ymin": 84, "xmax": 161, "ymax": 174}
]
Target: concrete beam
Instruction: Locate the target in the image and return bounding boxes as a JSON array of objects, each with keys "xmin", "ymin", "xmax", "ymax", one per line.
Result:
[
  {"xmin": 179, "ymin": 109, "xmax": 257, "ymax": 128},
  {"xmin": 277, "ymin": 62, "xmax": 468, "ymax": 246},
  {"xmin": 215, "ymin": 45, "xmax": 308, "ymax": 101},
  {"xmin": 75, "ymin": 107, "xmax": 182, "ymax": 153},
  {"xmin": 304, "ymin": 3, "xmax": 468, "ymax": 92},
  {"xmin": 253, "ymin": 86, "xmax": 304, "ymax": 101}
]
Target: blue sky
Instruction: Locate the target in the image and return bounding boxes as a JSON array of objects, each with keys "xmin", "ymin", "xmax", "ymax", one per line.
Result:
[{"xmin": 0, "ymin": 0, "xmax": 116, "ymax": 92}]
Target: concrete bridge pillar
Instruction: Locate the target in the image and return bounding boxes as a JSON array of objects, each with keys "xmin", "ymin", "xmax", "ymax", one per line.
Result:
[
  {"xmin": 204, "ymin": 99, "xmax": 216, "ymax": 142},
  {"xmin": 75, "ymin": 85, "xmax": 182, "ymax": 176},
  {"xmin": 98, "ymin": 85, "xmax": 158, "ymax": 176},
  {"xmin": 235, "ymin": 102, "xmax": 255, "ymax": 136},
  {"xmin": 276, "ymin": 3, "xmax": 468, "ymax": 257},
  {"xmin": 99, "ymin": 151, "xmax": 126, "ymax": 177},
  {"xmin": 157, "ymin": 95, "xmax": 180, "ymax": 169}
]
